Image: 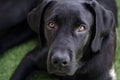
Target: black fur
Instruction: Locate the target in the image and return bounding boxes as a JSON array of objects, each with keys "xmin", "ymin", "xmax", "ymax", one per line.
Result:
[
  {"xmin": 0, "ymin": 0, "xmax": 38, "ymax": 53},
  {"xmin": 0, "ymin": 0, "xmax": 117, "ymax": 80}
]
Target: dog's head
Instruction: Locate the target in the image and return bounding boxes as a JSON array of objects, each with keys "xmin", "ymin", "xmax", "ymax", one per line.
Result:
[{"xmin": 28, "ymin": 0, "xmax": 115, "ymax": 76}]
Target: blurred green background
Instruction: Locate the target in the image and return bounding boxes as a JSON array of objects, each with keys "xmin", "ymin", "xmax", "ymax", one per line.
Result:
[
  {"xmin": 115, "ymin": 0, "xmax": 120, "ymax": 80},
  {"xmin": 0, "ymin": 0, "xmax": 120, "ymax": 80}
]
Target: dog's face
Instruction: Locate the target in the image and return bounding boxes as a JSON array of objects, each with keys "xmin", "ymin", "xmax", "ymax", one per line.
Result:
[
  {"xmin": 44, "ymin": 1, "xmax": 93, "ymax": 76},
  {"xmin": 28, "ymin": 0, "xmax": 115, "ymax": 76}
]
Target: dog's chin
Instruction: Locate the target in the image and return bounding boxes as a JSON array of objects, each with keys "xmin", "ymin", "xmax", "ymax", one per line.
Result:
[
  {"xmin": 47, "ymin": 68, "xmax": 77, "ymax": 76},
  {"xmin": 47, "ymin": 64, "xmax": 79, "ymax": 76}
]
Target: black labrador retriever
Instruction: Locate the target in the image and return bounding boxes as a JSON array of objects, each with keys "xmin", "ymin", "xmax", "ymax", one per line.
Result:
[{"xmin": 0, "ymin": 0, "xmax": 117, "ymax": 80}]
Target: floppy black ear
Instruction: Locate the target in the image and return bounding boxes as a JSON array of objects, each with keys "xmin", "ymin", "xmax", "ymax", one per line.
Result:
[
  {"xmin": 84, "ymin": 0, "xmax": 115, "ymax": 52},
  {"xmin": 27, "ymin": 0, "xmax": 55, "ymax": 47}
]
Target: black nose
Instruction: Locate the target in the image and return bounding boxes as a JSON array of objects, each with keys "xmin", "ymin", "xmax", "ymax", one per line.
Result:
[{"xmin": 51, "ymin": 52, "xmax": 70, "ymax": 67}]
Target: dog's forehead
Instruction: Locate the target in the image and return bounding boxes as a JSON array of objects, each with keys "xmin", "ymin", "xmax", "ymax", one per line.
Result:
[
  {"xmin": 52, "ymin": 1, "xmax": 86, "ymax": 14},
  {"xmin": 45, "ymin": 1, "xmax": 93, "ymax": 27},
  {"xmin": 45, "ymin": 1, "xmax": 92, "ymax": 20}
]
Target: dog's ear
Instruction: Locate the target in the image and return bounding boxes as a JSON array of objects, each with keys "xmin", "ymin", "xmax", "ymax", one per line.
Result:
[
  {"xmin": 27, "ymin": 0, "xmax": 55, "ymax": 47},
  {"xmin": 84, "ymin": 0, "xmax": 115, "ymax": 52}
]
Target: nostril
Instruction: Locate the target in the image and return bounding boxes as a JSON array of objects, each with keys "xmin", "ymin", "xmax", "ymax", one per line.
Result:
[
  {"xmin": 62, "ymin": 61, "xmax": 68, "ymax": 67},
  {"xmin": 51, "ymin": 55, "xmax": 70, "ymax": 67},
  {"xmin": 51, "ymin": 56, "xmax": 60, "ymax": 66},
  {"xmin": 52, "ymin": 59, "xmax": 68, "ymax": 67},
  {"xmin": 53, "ymin": 60, "xmax": 59, "ymax": 65},
  {"xmin": 51, "ymin": 51, "xmax": 70, "ymax": 68}
]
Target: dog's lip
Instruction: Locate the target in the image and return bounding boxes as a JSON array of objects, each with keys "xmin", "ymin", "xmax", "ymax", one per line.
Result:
[
  {"xmin": 48, "ymin": 66, "xmax": 71, "ymax": 76},
  {"xmin": 48, "ymin": 69, "xmax": 67, "ymax": 75}
]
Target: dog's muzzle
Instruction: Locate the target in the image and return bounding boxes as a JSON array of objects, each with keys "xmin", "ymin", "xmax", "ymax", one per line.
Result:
[{"xmin": 47, "ymin": 47, "xmax": 78, "ymax": 76}]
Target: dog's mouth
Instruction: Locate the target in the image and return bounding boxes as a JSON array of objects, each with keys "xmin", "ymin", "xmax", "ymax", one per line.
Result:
[
  {"xmin": 47, "ymin": 63, "xmax": 77, "ymax": 76},
  {"xmin": 48, "ymin": 67, "xmax": 69, "ymax": 76},
  {"xmin": 47, "ymin": 57, "xmax": 85, "ymax": 76}
]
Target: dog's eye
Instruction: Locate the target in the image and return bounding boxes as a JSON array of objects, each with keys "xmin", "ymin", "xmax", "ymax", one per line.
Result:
[
  {"xmin": 47, "ymin": 22, "xmax": 57, "ymax": 30},
  {"xmin": 77, "ymin": 25, "xmax": 86, "ymax": 32}
]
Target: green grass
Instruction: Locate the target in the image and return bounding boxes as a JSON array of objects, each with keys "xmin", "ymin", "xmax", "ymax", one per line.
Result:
[
  {"xmin": 0, "ymin": 1, "xmax": 120, "ymax": 80},
  {"xmin": 115, "ymin": 1, "xmax": 120, "ymax": 80},
  {"xmin": 0, "ymin": 40, "xmax": 37, "ymax": 80}
]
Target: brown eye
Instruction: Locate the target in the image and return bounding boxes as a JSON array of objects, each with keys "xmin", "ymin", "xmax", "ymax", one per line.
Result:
[
  {"xmin": 77, "ymin": 25, "xmax": 86, "ymax": 32},
  {"xmin": 47, "ymin": 22, "xmax": 57, "ymax": 30}
]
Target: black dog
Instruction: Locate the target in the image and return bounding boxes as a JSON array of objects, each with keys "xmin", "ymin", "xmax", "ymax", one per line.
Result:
[
  {"xmin": 0, "ymin": 0, "xmax": 117, "ymax": 80},
  {"xmin": 0, "ymin": 0, "xmax": 39, "ymax": 53}
]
